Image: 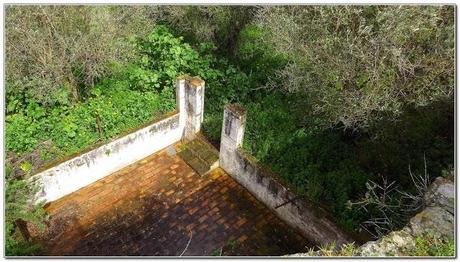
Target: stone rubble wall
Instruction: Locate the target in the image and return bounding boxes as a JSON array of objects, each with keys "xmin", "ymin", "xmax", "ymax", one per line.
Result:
[{"xmin": 358, "ymin": 176, "xmax": 454, "ymax": 256}]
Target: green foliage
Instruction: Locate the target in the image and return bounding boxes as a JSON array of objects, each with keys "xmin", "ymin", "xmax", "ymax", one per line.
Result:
[
  {"xmin": 131, "ymin": 25, "xmax": 199, "ymax": 92},
  {"xmin": 240, "ymin": 95, "xmax": 370, "ymax": 230},
  {"xmin": 129, "ymin": 25, "xmax": 252, "ymax": 118},
  {"xmin": 6, "ymin": 5, "xmax": 157, "ymax": 106},
  {"xmin": 257, "ymin": 5, "xmax": 454, "ymax": 129},
  {"xmin": 6, "ymin": 81, "xmax": 174, "ymax": 160},
  {"xmin": 5, "ymin": 8, "xmax": 455, "ymax": 246},
  {"xmin": 210, "ymin": 249, "xmax": 222, "ymax": 256},
  {"xmin": 402, "ymin": 234, "xmax": 454, "ymax": 257},
  {"xmin": 19, "ymin": 162, "xmax": 33, "ymax": 174},
  {"xmin": 5, "ymin": 224, "xmax": 42, "ymax": 257},
  {"xmin": 236, "ymin": 24, "xmax": 288, "ymax": 85},
  {"xmin": 158, "ymin": 6, "xmax": 255, "ymax": 56},
  {"xmin": 5, "ymin": 165, "xmax": 47, "ymax": 256}
]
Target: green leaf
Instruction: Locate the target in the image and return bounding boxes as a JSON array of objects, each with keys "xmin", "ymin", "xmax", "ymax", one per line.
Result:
[{"xmin": 20, "ymin": 161, "xmax": 33, "ymax": 174}]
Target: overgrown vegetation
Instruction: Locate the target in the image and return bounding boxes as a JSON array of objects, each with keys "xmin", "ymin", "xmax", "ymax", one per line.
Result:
[
  {"xmin": 402, "ymin": 234, "xmax": 455, "ymax": 257},
  {"xmin": 304, "ymin": 233, "xmax": 455, "ymax": 257},
  {"xmin": 5, "ymin": 5, "xmax": 454, "ymax": 256},
  {"xmin": 305, "ymin": 242, "xmax": 359, "ymax": 257},
  {"xmin": 5, "ymin": 164, "xmax": 47, "ymax": 256},
  {"xmin": 257, "ymin": 6, "xmax": 454, "ymax": 130},
  {"xmin": 6, "ymin": 6, "xmax": 156, "ymax": 105}
]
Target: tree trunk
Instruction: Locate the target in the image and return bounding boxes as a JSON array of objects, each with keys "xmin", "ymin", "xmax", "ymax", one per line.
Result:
[{"xmin": 15, "ymin": 219, "xmax": 31, "ymax": 242}]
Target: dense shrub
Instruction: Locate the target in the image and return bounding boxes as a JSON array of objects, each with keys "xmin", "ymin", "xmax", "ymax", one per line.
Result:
[
  {"xmin": 6, "ymin": 81, "xmax": 174, "ymax": 159},
  {"xmin": 256, "ymin": 6, "xmax": 454, "ymax": 130},
  {"xmin": 5, "ymin": 5, "xmax": 157, "ymax": 106},
  {"xmin": 5, "ymin": 164, "xmax": 47, "ymax": 256}
]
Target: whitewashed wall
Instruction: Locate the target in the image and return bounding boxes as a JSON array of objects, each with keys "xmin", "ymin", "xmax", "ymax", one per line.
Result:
[
  {"xmin": 32, "ymin": 77, "xmax": 205, "ymax": 203},
  {"xmin": 219, "ymin": 104, "xmax": 351, "ymax": 247}
]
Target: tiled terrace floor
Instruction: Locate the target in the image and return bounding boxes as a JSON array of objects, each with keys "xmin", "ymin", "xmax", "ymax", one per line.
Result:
[{"xmin": 35, "ymin": 145, "xmax": 311, "ymax": 256}]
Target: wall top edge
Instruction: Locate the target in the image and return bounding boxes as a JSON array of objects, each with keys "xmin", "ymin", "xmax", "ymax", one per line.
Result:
[
  {"xmin": 225, "ymin": 104, "xmax": 246, "ymax": 118},
  {"xmin": 33, "ymin": 110, "xmax": 180, "ymax": 176},
  {"xmin": 177, "ymin": 75, "xmax": 205, "ymax": 87}
]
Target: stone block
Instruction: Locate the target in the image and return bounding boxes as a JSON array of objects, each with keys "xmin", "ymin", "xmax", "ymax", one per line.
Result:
[
  {"xmin": 424, "ymin": 176, "xmax": 454, "ymax": 214},
  {"xmin": 409, "ymin": 206, "xmax": 454, "ymax": 240}
]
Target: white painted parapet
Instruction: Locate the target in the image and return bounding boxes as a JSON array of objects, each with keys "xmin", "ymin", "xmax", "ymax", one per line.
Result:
[
  {"xmin": 219, "ymin": 104, "xmax": 351, "ymax": 247},
  {"xmin": 32, "ymin": 76, "xmax": 204, "ymax": 203}
]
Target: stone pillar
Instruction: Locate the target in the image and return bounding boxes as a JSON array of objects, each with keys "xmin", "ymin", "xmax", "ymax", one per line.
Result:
[
  {"xmin": 180, "ymin": 76, "xmax": 205, "ymax": 141},
  {"xmin": 219, "ymin": 104, "xmax": 246, "ymax": 174},
  {"xmin": 176, "ymin": 77, "xmax": 186, "ymax": 116}
]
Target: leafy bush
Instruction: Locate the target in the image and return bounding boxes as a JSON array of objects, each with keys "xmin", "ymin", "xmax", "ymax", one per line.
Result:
[
  {"xmin": 236, "ymin": 24, "xmax": 288, "ymax": 86},
  {"xmin": 131, "ymin": 25, "xmax": 201, "ymax": 92},
  {"xmin": 256, "ymin": 6, "xmax": 454, "ymax": 130},
  {"xmin": 6, "ymin": 82, "xmax": 174, "ymax": 160},
  {"xmin": 5, "ymin": 164, "xmax": 47, "ymax": 256},
  {"xmin": 5, "ymin": 5, "xmax": 157, "ymax": 106}
]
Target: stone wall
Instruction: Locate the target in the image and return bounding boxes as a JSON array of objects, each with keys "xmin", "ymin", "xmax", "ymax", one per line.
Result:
[
  {"xmin": 32, "ymin": 76, "xmax": 205, "ymax": 203},
  {"xmin": 219, "ymin": 104, "xmax": 351, "ymax": 246},
  {"xmin": 358, "ymin": 176, "xmax": 454, "ymax": 256},
  {"xmin": 287, "ymin": 176, "xmax": 455, "ymax": 257}
]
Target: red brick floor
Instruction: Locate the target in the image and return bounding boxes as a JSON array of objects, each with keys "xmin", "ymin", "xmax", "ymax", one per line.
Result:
[{"xmin": 34, "ymin": 146, "xmax": 311, "ymax": 256}]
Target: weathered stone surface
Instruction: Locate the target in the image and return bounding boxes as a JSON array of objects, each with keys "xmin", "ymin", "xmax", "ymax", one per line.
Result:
[
  {"xmin": 359, "ymin": 227, "xmax": 415, "ymax": 256},
  {"xmin": 356, "ymin": 176, "xmax": 454, "ymax": 257},
  {"xmin": 424, "ymin": 177, "xmax": 454, "ymax": 214},
  {"xmin": 178, "ymin": 136, "xmax": 219, "ymax": 176},
  {"xmin": 183, "ymin": 77, "xmax": 205, "ymax": 141},
  {"xmin": 32, "ymin": 113, "xmax": 184, "ymax": 204},
  {"xmin": 409, "ymin": 206, "xmax": 454, "ymax": 239}
]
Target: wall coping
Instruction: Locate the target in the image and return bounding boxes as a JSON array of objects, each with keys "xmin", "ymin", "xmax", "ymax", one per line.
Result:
[
  {"xmin": 31, "ymin": 76, "xmax": 205, "ymax": 203},
  {"xmin": 33, "ymin": 75, "xmax": 205, "ymax": 176},
  {"xmin": 33, "ymin": 110, "xmax": 179, "ymax": 175},
  {"xmin": 236, "ymin": 147, "xmax": 346, "ymax": 231},
  {"xmin": 225, "ymin": 104, "xmax": 246, "ymax": 119}
]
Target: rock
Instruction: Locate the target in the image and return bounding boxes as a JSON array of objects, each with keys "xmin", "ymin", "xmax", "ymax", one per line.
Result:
[
  {"xmin": 285, "ymin": 252, "xmax": 315, "ymax": 257},
  {"xmin": 356, "ymin": 176, "xmax": 454, "ymax": 256},
  {"xmin": 409, "ymin": 206, "xmax": 454, "ymax": 240},
  {"xmin": 285, "ymin": 176, "xmax": 454, "ymax": 257},
  {"xmin": 358, "ymin": 227, "xmax": 415, "ymax": 256},
  {"xmin": 424, "ymin": 177, "xmax": 454, "ymax": 214}
]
